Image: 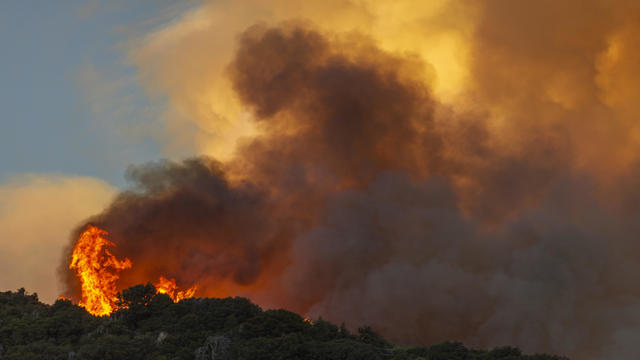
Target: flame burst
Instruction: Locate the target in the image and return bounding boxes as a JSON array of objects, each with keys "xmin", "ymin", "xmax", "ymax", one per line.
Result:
[
  {"xmin": 155, "ymin": 276, "xmax": 198, "ymax": 302},
  {"xmin": 69, "ymin": 225, "xmax": 132, "ymax": 316},
  {"xmin": 69, "ymin": 225, "xmax": 196, "ymax": 316}
]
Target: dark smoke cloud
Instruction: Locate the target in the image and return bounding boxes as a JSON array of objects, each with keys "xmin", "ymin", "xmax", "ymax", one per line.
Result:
[
  {"xmin": 64, "ymin": 21, "xmax": 640, "ymax": 360},
  {"xmin": 65, "ymin": 158, "xmax": 294, "ymax": 294},
  {"xmin": 230, "ymin": 25, "xmax": 439, "ymax": 187}
]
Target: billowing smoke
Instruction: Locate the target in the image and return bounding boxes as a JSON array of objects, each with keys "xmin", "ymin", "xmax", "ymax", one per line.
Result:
[{"xmin": 64, "ymin": 14, "xmax": 640, "ymax": 360}]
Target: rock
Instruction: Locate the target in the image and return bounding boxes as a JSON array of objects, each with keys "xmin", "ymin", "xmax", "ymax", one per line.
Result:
[
  {"xmin": 156, "ymin": 331, "xmax": 168, "ymax": 345},
  {"xmin": 194, "ymin": 336, "xmax": 231, "ymax": 360}
]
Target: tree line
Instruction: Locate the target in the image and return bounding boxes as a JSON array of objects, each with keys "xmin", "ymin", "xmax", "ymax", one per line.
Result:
[{"xmin": 0, "ymin": 285, "xmax": 568, "ymax": 360}]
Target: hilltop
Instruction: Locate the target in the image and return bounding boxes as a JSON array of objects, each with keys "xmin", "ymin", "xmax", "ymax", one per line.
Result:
[{"xmin": 0, "ymin": 285, "xmax": 567, "ymax": 360}]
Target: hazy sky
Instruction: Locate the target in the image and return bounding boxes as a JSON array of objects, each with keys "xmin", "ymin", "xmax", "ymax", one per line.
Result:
[{"xmin": 0, "ymin": 1, "xmax": 194, "ymax": 186}]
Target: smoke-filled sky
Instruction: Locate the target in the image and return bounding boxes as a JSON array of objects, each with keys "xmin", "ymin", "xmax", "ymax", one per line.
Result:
[{"xmin": 3, "ymin": 1, "xmax": 640, "ymax": 359}]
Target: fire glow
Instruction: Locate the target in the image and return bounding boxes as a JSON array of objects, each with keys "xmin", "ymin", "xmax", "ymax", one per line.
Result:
[
  {"xmin": 69, "ymin": 225, "xmax": 196, "ymax": 316},
  {"xmin": 155, "ymin": 276, "xmax": 198, "ymax": 303}
]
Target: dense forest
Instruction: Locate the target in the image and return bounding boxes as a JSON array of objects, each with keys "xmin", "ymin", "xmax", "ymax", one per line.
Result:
[{"xmin": 0, "ymin": 286, "xmax": 567, "ymax": 360}]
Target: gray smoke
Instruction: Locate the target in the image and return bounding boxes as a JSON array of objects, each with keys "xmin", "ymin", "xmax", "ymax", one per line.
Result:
[{"xmin": 63, "ymin": 22, "xmax": 640, "ymax": 360}]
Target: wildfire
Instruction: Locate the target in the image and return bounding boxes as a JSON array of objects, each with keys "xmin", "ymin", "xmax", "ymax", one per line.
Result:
[
  {"xmin": 69, "ymin": 225, "xmax": 131, "ymax": 316},
  {"xmin": 155, "ymin": 276, "xmax": 198, "ymax": 302},
  {"xmin": 69, "ymin": 225, "xmax": 196, "ymax": 316}
]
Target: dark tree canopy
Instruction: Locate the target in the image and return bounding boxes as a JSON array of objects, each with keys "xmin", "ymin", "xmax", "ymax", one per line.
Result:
[{"xmin": 0, "ymin": 287, "xmax": 568, "ymax": 360}]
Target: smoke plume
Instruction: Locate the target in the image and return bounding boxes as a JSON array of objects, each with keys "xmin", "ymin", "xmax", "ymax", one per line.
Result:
[{"xmin": 66, "ymin": 1, "xmax": 640, "ymax": 358}]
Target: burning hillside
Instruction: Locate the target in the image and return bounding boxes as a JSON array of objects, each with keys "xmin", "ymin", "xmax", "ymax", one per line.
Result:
[
  {"xmin": 69, "ymin": 225, "xmax": 196, "ymax": 316},
  {"xmin": 61, "ymin": 8, "xmax": 640, "ymax": 358}
]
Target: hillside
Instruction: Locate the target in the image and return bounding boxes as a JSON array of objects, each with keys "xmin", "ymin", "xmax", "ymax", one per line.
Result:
[{"xmin": 0, "ymin": 285, "xmax": 567, "ymax": 360}]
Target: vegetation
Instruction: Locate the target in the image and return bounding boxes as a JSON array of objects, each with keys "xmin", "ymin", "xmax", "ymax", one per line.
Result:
[{"xmin": 0, "ymin": 286, "xmax": 568, "ymax": 360}]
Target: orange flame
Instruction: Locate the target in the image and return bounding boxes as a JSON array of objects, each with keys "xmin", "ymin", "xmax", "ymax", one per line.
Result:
[
  {"xmin": 155, "ymin": 276, "xmax": 198, "ymax": 302},
  {"xmin": 69, "ymin": 225, "xmax": 132, "ymax": 316},
  {"xmin": 69, "ymin": 225, "xmax": 196, "ymax": 316}
]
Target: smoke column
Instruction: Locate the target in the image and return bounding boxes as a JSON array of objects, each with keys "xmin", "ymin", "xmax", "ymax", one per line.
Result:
[{"xmin": 65, "ymin": 1, "xmax": 640, "ymax": 358}]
